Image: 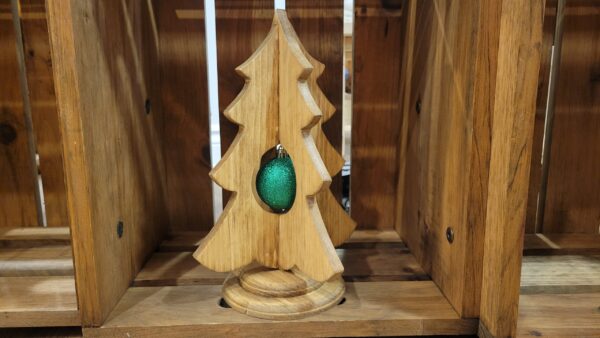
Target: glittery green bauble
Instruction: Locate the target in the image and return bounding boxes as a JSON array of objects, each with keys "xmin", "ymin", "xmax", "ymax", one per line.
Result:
[{"xmin": 256, "ymin": 156, "xmax": 296, "ymax": 212}]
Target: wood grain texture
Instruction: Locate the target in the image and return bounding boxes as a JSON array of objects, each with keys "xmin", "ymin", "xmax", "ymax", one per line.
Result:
[
  {"xmin": 223, "ymin": 268, "xmax": 345, "ymax": 320},
  {"xmin": 351, "ymin": 0, "xmax": 403, "ymax": 230},
  {"xmin": 304, "ymin": 37, "xmax": 356, "ymax": 247},
  {"xmin": 20, "ymin": 0, "xmax": 68, "ymax": 227},
  {"xmin": 154, "ymin": 0, "xmax": 213, "ymax": 231},
  {"xmin": 85, "ymin": 281, "xmax": 477, "ymax": 337},
  {"xmin": 480, "ymin": 1, "xmax": 545, "ymax": 336},
  {"xmin": 397, "ymin": 0, "xmax": 498, "ymax": 317},
  {"xmin": 524, "ymin": 232, "xmax": 600, "ymax": 255},
  {"xmin": 217, "ymin": 1, "xmax": 345, "ymax": 207},
  {"xmin": 288, "ymin": 0, "xmax": 344, "ymax": 203},
  {"xmin": 0, "ymin": 245, "xmax": 73, "ymax": 277},
  {"xmin": 0, "ymin": 276, "xmax": 79, "ymax": 327},
  {"xmin": 520, "ymin": 255, "xmax": 600, "ymax": 295},
  {"xmin": 216, "ymin": 0, "xmax": 273, "ymax": 179},
  {"xmin": 0, "ymin": 2, "xmax": 38, "ymax": 227},
  {"xmin": 517, "ymin": 293, "xmax": 600, "ymax": 337},
  {"xmin": 526, "ymin": 1, "xmax": 600, "ymax": 234},
  {"xmin": 196, "ymin": 11, "xmax": 343, "ymax": 282},
  {"xmin": 195, "ymin": 18, "xmax": 281, "ymax": 273},
  {"xmin": 135, "ymin": 246, "xmax": 427, "ymax": 286},
  {"xmin": 160, "ymin": 228, "xmax": 400, "ymax": 252},
  {"xmin": 0, "ymin": 226, "xmax": 69, "ymax": 248},
  {"xmin": 46, "ymin": 0, "xmax": 167, "ymax": 325}
]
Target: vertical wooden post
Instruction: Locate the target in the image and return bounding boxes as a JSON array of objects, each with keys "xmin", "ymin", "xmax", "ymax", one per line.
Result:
[
  {"xmin": 480, "ymin": 0, "xmax": 545, "ymax": 336},
  {"xmin": 47, "ymin": 0, "xmax": 167, "ymax": 325}
]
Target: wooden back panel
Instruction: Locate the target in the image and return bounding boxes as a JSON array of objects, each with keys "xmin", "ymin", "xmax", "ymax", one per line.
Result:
[
  {"xmin": 0, "ymin": 0, "xmax": 68, "ymax": 228},
  {"xmin": 351, "ymin": 0, "xmax": 404, "ymax": 230},
  {"xmin": 0, "ymin": 1, "xmax": 39, "ymax": 227},
  {"xmin": 153, "ymin": 0, "xmax": 213, "ymax": 231},
  {"xmin": 21, "ymin": 0, "xmax": 68, "ymax": 227},
  {"xmin": 47, "ymin": 0, "xmax": 167, "ymax": 325},
  {"xmin": 526, "ymin": 1, "xmax": 600, "ymax": 234}
]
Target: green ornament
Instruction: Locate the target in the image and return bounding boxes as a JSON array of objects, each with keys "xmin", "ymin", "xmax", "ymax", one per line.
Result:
[{"xmin": 256, "ymin": 150, "xmax": 296, "ymax": 213}]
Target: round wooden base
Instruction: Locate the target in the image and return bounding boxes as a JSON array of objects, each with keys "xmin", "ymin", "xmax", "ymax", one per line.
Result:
[{"xmin": 222, "ymin": 266, "xmax": 345, "ymax": 320}]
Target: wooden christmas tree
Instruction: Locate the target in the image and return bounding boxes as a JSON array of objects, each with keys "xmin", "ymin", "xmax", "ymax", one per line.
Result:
[{"xmin": 194, "ymin": 10, "xmax": 355, "ymax": 320}]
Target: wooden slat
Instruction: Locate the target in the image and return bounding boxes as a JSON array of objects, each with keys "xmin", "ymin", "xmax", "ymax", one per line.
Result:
[
  {"xmin": 479, "ymin": 1, "xmax": 545, "ymax": 336},
  {"xmin": 0, "ymin": 226, "xmax": 70, "ymax": 248},
  {"xmin": 520, "ymin": 255, "xmax": 600, "ymax": 295},
  {"xmin": 85, "ymin": 281, "xmax": 477, "ymax": 337},
  {"xmin": 517, "ymin": 293, "xmax": 600, "ymax": 337},
  {"xmin": 46, "ymin": 0, "xmax": 167, "ymax": 326},
  {"xmin": 526, "ymin": 1, "xmax": 600, "ymax": 234},
  {"xmin": 0, "ymin": 0, "xmax": 39, "ymax": 227},
  {"xmin": 524, "ymin": 233, "xmax": 600, "ymax": 255},
  {"xmin": 397, "ymin": 0, "xmax": 498, "ymax": 318},
  {"xmin": 351, "ymin": 0, "xmax": 403, "ymax": 230},
  {"xmin": 160, "ymin": 229, "xmax": 400, "ymax": 252},
  {"xmin": 0, "ymin": 276, "xmax": 79, "ymax": 327},
  {"xmin": 524, "ymin": 0, "xmax": 556, "ymax": 235},
  {"xmin": 154, "ymin": 0, "xmax": 213, "ymax": 231},
  {"xmin": 19, "ymin": 0, "xmax": 68, "ymax": 227},
  {"xmin": 135, "ymin": 252, "xmax": 226, "ymax": 286},
  {"xmin": 135, "ymin": 246, "xmax": 428, "ymax": 286},
  {"xmin": 0, "ymin": 245, "xmax": 73, "ymax": 277}
]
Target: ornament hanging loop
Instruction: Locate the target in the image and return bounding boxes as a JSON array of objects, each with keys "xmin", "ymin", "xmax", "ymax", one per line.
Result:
[{"xmin": 276, "ymin": 144, "xmax": 288, "ymax": 158}]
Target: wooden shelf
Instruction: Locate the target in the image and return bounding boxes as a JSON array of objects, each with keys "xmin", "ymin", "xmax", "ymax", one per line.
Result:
[
  {"xmin": 518, "ymin": 255, "xmax": 600, "ymax": 336},
  {"xmin": 0, "ymin": 245, "xmax": 73, "ymax": 277},
  {"xmin": 0, "ymin": 227, "xmax": 71, "ymax": 248},
  {"xmin": 0, "ymin": 276, "xmax": 79, "ymax": 328},
  {"xmin": 86, "ymin": 231, "xmax": 477, "ymax": 337},
  {"xmin": 524, "ymin": 233, "xmax": 600, "ymax": 255},
  {"xmin": 159, "ymin": 229, "xmax": 403, "ymax": 252},
  {"xmin": 89, "ymin": 281, "xmax": 476, "ymax": 337},
  {"xmin": 0, "ymin": 227, "xmax": 78, "ymax": 328}
]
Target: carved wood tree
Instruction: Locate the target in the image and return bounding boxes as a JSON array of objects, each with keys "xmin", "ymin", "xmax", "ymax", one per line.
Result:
[{"xmin": 193, "ymin": 10, "xmax": 354, "ymax": 320}]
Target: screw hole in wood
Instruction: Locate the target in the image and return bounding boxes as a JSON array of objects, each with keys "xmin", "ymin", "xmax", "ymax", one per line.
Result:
[
  {"xmin": 218, "ymin": 298, "xmax": 231, "ymax": 308},
  {"xmin": 145, "ymin": 98, "xmax": 151, "ymax": 115},
  {"xmin": 116, "ymin": 221, "xmax": 124, "ymax": 238},
  {"xmin": 0, "ymin": 123, "xmax": 17, "ymax": 145},
  {"xmin": 338, "ymin": 297, "xmax": 346, "ymax": 305},
  {"xmin": 446, "ymin": 227, "xmax": 454, "ymax": 244}
]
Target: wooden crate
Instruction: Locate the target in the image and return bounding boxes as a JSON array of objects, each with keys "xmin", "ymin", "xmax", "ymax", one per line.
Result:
[
  {"xmin": 0, "ymin": 0, "xmax": 78, "ymax": 328},
  {"xmin": 35, "ymin": 0, "xmax": 595, "ymax": 337}
]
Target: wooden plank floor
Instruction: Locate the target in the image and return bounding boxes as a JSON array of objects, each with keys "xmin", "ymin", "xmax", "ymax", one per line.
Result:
[
  {"xmin": 0, "ymin": 227, "xmax": 71, "ymax": 248},
  {"xmin": 518, "ymin": 254, "xmax": 600, "ymax": 337},
  {"xmin": 159, "ymin": 229, "xmax": 403, "ymax": 252},
  {"xmin": 134, "ymin": 246, "xmax": 429, "ymax": 286},
  {"xmin": 524, "ymin": 233, "xmax": 600, "ymax": 255},
  {"xmin": 0, "ymin": 245, "xmax": 74, "ymax": 277},
  {"xmin": 0, "ymin": 227, "xmax": 79, "ymax": 327},
  {"xmin": 87, "ymin": 230, "xmax": 477, "ymax": 337}
]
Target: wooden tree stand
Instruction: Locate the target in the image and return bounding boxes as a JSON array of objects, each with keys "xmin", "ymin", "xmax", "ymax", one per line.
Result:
[
  {"xmin": 223, "ymin": 267, "xmax": 345, "ymax": 320},
  {"xmin": 193, "ymin": 10, "xmax": 355, "ymax": 320}
]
